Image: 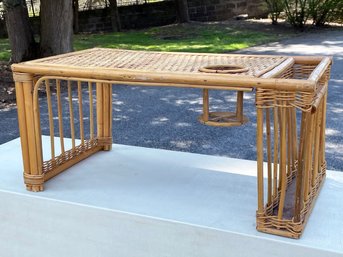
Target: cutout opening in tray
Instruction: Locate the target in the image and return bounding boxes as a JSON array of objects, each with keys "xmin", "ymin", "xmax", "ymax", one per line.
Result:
[{"xmin": 199, "ymin": 65, "xmax": 248, "ymax": 74}]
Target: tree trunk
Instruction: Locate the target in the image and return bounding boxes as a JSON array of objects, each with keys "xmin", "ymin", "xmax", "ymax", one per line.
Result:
[
  {"xmin": 40, "ymin": 0, "xmax": 73, "ymax": 57},
  {"xmin": 108, "ymin": 0, "xmax": 121, "ymax": 32},
  {"xmin": 4, "ymin": 0, "xmax": 38, "ymax": 63},
  {"xmin": 175, "ymin": 0, "xmax": 190, "ymax": 23},
  {"xmin": 73, "ymin": 0, "xmax": 80, "ymax": 33},
  {"xmin": 30, "ymin": 0, "xmax": 36, "ymax": 17}
]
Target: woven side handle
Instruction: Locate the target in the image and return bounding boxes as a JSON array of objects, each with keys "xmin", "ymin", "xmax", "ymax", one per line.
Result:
[
  {"xmin": 309, "ymin": 57, "xmax": 332, "ymax": 83},
  {"xmin": 310, "ymin": 57, "xmax": 332, "ymax": 112}
]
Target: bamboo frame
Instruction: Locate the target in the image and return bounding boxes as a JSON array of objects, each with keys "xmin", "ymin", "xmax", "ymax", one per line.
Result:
[
  {"xmin": 12, "ymin": 49, "xmax": 332, "ymax": 239},
  {"xmin": 11, "ymin": 50, "xmax": 316, "ymax": 92}
]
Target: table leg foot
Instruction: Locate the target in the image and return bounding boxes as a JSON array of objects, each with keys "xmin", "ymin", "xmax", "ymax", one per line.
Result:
[
  {"xmin": 26, "ymin": 184, "xmax": 44, "ymax": 192},
  {"xmin": 103, "ymin": 145, "xmax": 112, "ymax": 151}
]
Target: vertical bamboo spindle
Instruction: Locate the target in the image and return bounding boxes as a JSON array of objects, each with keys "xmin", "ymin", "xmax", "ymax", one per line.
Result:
[
  {"xmin": 277, "ymin": 107, "xmax": 287, "ymax": 219},
  {"xmin": 78, "ymin": 81, "xmax": 84, "ymax": 144},
  {"xmin": 46, "ymin": 79, "xmax": 55, "ymax": 160},
  {"xmin": 320, "ymin": 91, "xmax": 328, "ymax": 167},
  {"xmin": 257, "ymin": 108, "xmax": 264, "ymax": 214},
  {"xmin": 56, "ymin": 79, "xmax": 65, "ymax": 154},
  {"xmin": 96, "ymin": 82, "xmax": 104, "ymax": 140},
  {"xmin": 236, "ymin": 91, "xmax": 244, "ymax": 122},
  {"xmin": 308, "ymin": 111, "xmax": 316, "ymax": 186},
  {"xmin": 303, "ymin": 113, "xmax": 314, "ymax": 201},
  {"xmin": 273, "ymin": 107, "xmax": 279, "ymax": 198},
  {"xmin": 291, "ymin": 109, "xmax": 298, "ymax": 169},
  {"xmin": 315, "ymin": 98, "xmax": 324, "ymax": 183},
  {"xmin": 103, "ymin": 84, "xmax": 109, "ymax": 149},
  {"xmin": 318, "ymin": 98, "xmax": 325, "ymax": 169},
  {"xmin": 312, "ymin": 109, "xmax": 321, "ymax": 186},
  {"xmin": 33, "ymin": 76, "xmax": 43, "ymax": 175},
  {"xmin": 89, "ymin": 82, "xmax": 94, "ymax": 140},
  {"xmin": 102, "ymin": 83, "xmax": 112, "ymax": 151},
  {"xmin": 68, "ymin": 81, "xmax": 76, "ymax": 149},
  {"xmin": 287, "ymin": 108, "xmax": 292, "ymax": 176},
  {"xmin": 266, "ymin": 108, "xmax": 272, "ymax": 204},
  {"xmin": 202, "ymin": 89, "xmax": 209, "ymax": 122},
  {"xmin": 109, "ymin": 84, "xmax": 113, "ymax": 146},
  {"xmin": 277, "ymin": 107, "xmax": 283, "ymax": 189},
  {"xmin": 294, "ymin": 113, "xmax": 307, "ymax": 222}
]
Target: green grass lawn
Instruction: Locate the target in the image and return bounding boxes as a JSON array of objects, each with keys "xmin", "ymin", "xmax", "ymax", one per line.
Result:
[{"xmin": 0, "ymin": 23, "xmax": 282, "ymax": 62}]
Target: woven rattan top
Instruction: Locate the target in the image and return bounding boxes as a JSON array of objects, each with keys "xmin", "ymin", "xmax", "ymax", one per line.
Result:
[
  {"xmin": 21, "ymin": 48, "xmax": 288, "ymax": 78},
  {"xmin": 13, "ymin": 48, "xmax": 327, "ymax": 92}
]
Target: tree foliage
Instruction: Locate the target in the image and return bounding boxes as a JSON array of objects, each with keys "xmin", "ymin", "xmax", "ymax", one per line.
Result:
[
  {"xmin": 283, "ymin": 0, "xmax": 309, "ymax": 28},
  {"xmin": 265, "ymin": 0, "xmax": 343, "ymax": 28},
  {"xmin": 308, "ymin": 0, "xmax": 343, "ymax": 26}
]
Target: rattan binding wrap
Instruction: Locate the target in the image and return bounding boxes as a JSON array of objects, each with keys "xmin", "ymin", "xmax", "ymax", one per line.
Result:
[
  {"xmin": 257, "ymin": 163, "xmax": 326, "ymax": 238},
  {"xmin": 256, "ymin": 64, "xmax": 330, "ymax": 112}
]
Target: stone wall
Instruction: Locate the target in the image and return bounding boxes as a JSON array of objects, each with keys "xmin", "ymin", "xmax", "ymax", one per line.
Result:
[
  {"xmin": 76, "ymin": 0, "xmax": 267, "ymax": 33},
  {"xmin": 10, "ymin": 1, "xmax": 177, "ymax": 36},
  {"xmin": 246, "ymin": 0, "xmax": 269, "ymax": 18},
  {"xmin": 188, "ymin": 0, "xmax": 268, "ymax": 22},
  {"xmin": 0, "ymin": 0, "xmax": 267, "ymax": 37},
  {"xmin": 76, "ymin": 0, "xmax": 267, "ymax": 32},
  {"xmin": 78, "ymin": 1, "xmax": 177, "ymax": 32}
]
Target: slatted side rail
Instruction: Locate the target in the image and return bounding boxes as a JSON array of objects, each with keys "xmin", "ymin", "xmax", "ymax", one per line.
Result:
[{"xmin": 18, "ymin": 77, "xmax": 113, "ymax": 191}]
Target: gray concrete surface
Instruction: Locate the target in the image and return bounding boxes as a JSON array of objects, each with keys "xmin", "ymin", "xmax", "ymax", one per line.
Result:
[
  {"xmin": 0, "ymin": 29, "xmax": 342, "ymax": 170},
  {"xmin": 1, "ymin": 137, "xmax": 343, "ymax": 257}
]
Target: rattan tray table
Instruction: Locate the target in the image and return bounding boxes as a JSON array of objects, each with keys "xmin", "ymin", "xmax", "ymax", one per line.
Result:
[{"xmin": 11, "ymin": 48, "xmax": 332, "ymax": 239}]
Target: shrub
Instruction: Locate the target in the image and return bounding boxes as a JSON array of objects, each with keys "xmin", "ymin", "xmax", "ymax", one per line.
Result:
[
  {"xmin": 327, "ymin": 0, "xmax": 343, "ymax": 24},
  {"xmin": 308, "ymin": 0, "xmax": 343, "ymax": 26},
  {"xmin": 283, "ymin": 0, "xmax": 309, "ymax": 29},
  {"xmin": 267, "ymin": 0, "xmax": 343, "ymax": 27},
  {"xmin": 265, "ymin": 0, "xmax": 285, "ymax": 24}
]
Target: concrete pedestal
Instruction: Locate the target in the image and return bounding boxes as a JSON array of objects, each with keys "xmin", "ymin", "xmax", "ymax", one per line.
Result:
[{"xmin": 0, "ymin": 137, "xmax": 342, "ymax": 257}]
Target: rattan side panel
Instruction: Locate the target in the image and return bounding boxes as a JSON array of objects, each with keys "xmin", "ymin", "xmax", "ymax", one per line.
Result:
[
  {"xmin": 21, "ymin": 77, "xmax": 114, "ymax": 190},
  {"xmin": 255, "ymin": 62, "xmax": 331, "ymax": 238}
]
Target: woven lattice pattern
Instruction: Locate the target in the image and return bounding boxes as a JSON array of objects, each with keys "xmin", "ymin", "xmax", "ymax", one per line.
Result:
[
  {"xmin": 255, "ymin": 88, "xmax": 314, "ymax": 111},
  {"xmin": 255, "ymin": 63, "xmax": 331, "ymax": 112},
  {"xmin": 31, "ymin": 48, "xmax": 288, "ymax": 77},
  {"xmin": 42, "ymin": 139, "xmax": 99, "ymax": 174},
  {"xmin": 257, "ymin": 163, "xmax": 326, "ymax": 238}
]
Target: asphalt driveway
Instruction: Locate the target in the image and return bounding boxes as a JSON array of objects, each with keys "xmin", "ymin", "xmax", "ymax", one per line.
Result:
[{"xmin": 1, "ymin": 29, "xmax": 342, "ymax": 170}]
